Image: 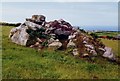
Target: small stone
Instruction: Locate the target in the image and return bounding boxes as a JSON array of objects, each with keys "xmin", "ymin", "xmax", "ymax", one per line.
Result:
[
  {"xmin": 38, "ymin": 48, "xmax": 41, "ymax": 51},
  {"xmin": 72, "ymin": 49, "xmax": 79, "ymax": 56},
  {"xmin": 30, "ymin": 45, "xmax": 34, "ymax": 48},
  {"xmin": 82, "ymin": 53, "xmax": 89, "ymax": 57},
  {"xmin": 34, "ymin": 42, "xmax": 40, "ymax": 46}
]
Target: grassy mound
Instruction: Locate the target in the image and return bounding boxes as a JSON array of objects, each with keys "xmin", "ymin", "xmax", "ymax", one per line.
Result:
[{"xmin": 2, "ymin": 26, "xmax": 119, "ymax": 79}]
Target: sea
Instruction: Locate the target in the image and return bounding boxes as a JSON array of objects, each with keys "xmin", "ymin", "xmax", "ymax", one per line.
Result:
[{"xmin": 77, "ymin": 26, "xmax": 119, "ymax": 32}]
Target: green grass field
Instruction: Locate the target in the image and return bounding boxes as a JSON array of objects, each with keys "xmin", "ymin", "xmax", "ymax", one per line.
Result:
[{"xmin": 2, "ymin": 26, "xmax": 120, "ymax": 79}]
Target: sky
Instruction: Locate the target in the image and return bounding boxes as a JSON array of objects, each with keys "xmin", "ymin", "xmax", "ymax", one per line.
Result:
[{"xmin": 0, "ymin": 1, "xmax": 118, "ymax": 30}]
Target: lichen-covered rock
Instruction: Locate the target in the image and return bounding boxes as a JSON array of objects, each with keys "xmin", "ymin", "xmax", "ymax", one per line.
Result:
[{"xmin": 10, "ymin": 25, "xmax": 29, "ymax": 46}]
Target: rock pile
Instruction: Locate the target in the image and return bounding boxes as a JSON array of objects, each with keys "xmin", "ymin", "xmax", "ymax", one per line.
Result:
[{"xmin": 9, "ymin": 15, "xmax": 118, "ymax": 62}]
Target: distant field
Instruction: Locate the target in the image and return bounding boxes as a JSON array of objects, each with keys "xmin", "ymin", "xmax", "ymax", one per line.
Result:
[
  {"xmin": 95, "ymin": 31, "xmax": 120, "ymax": 36},
  {"xmin": 2, "ymin": 26, "xmax": 120, "ymax": 79}
]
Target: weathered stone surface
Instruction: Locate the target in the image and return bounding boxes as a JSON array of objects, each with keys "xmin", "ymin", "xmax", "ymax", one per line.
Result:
[
  {"xmin": 103, "ymin": 47, "xmax": 115, "ymax": 60},
  {"xmin": 67, "ymin": 40, "xmax": 76, "ymax": 48},
  {"xmin": 10, "ymin": 25, "xmax": 29, "ymax": 46},
  {"xmin": 72, "ymin": 48, "xmax": 79, "ymax": 56},
  {"xmin": 48, "ymin": 41, "xmax": 62, "ymax": 47}
]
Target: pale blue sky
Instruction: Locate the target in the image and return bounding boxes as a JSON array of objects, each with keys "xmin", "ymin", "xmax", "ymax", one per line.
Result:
[
  {"xmin": 1, "ymin": 0, "xmax": 119, "ymax": 2},
  {"xmin": 1, "ymin": 2, "xmax": 118, "ymax": 27}
]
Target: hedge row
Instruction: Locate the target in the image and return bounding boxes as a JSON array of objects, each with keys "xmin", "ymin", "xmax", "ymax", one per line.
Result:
[{"xmin": 0, "ymin": 22, "xmax": 21, "ymax": 27}]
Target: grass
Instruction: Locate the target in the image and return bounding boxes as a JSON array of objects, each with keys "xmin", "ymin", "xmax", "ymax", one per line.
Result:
[
  {"xmin": 101, "ymin": 39, "xmax": 120, "ymax": 57},
  {"xmin": 2, "ymin": 26, "xmax": 120, "ymax": 79}
]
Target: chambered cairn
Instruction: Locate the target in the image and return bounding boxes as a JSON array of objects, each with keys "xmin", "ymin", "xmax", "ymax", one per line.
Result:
[{"xmin": 9, "ymin": 15, "xmax": 119, "ymax": 63}]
